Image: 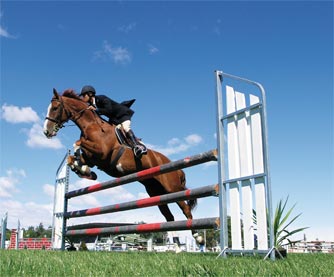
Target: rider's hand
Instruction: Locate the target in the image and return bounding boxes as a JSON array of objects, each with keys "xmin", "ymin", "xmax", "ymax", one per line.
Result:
[{"xmin": 87, "ymin": 105, "xmax": 96, "ymax": 111}]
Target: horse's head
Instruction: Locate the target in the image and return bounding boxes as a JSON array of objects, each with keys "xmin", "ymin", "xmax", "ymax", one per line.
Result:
[{"xmin": 43, "ymin": 88, "xmax": 71, "ymax": 138}]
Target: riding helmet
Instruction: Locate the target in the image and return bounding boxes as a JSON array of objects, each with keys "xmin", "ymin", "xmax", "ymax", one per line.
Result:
[{"xmin": 80, "ymin": 85, "xmax": 96, "ymax": 96}]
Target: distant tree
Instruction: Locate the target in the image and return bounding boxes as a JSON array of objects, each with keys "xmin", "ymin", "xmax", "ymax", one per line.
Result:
[
  {"xmin": 24, "ymin": 226, "xmax": 36, "ymax": 238},
  {"xmin": 205, "ymin": 229, "xmax": 220, "ymax": 249},
  {"xmin": 22, "ymin": 223, "xmax": 52, "ymax": 238},
  {"xmin": 5, "ymin": 229, "xmax": 11, "ymax": 240},
  {"xmin": 35, "ymin": 223, "xmax": 45, "ymax": 237}
]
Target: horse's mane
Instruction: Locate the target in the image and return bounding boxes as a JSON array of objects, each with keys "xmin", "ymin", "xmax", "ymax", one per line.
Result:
[{"xmin": 62, "ymin": 89, "xmax": 82, "ymax": 101}]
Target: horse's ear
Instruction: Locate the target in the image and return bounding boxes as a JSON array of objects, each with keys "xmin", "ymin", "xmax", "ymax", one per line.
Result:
[{"xmin": 53, "ymin": 88, "xmax": 60, "ymax": 99}]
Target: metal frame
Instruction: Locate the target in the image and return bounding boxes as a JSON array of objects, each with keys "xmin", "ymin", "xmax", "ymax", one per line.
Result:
[
  {"xmin": 0, "ymin": 212, "xmax": 8, "ymax": 249},
  {"xmin": 215, "ymin": 70, "xmax": 275, "ymax": 260},
  {"xmin": 51, "ymin": 150, "xmax": 70, "ymax": 250}
]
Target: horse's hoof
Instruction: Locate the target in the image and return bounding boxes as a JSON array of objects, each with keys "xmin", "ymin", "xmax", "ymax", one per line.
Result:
[
  {"xmin": 90, "ymin": 172, "xmax": 97, "ymax": 180},
  {"xmin": 77, "ymin": 171, "xmax": 97, "ymax": 180},
  {"xmin": 175, "ymin": 244, "xmax": 182, "ymax": 254}
]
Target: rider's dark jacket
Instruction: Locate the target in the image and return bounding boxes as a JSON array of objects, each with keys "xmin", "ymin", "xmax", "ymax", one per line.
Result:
[{"xmin": 94, "ymin": 95, "xmax": 135, "ymax": 125}]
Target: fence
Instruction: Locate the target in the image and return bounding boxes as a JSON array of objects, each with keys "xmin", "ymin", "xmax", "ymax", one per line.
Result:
[
  {"xmin": 53, "ymin": 149, "xmax": 220, "ymax": 250},
  {"xmin": 52, "ymin": 71, "xmax": 275, "ymax": 259}
]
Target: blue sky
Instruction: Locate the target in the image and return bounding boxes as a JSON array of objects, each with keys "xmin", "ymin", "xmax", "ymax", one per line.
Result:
[{"xmin": 1, "ymin": 1, "xmax": 333, "ymax": 242}]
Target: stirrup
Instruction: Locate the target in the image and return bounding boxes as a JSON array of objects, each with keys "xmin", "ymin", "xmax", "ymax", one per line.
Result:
[{"xmin": 133, "ymin": 145, "xmax": 146, "ymax": 159}]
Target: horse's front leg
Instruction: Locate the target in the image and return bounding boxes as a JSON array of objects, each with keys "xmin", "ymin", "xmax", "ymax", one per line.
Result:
[
  {"xmin": 78, "ymin": 137, "xmax": 106, "ymax": 158},
  {"xmin": 67, "ymin": 140, "xmax": 97, "ymax": 180}
]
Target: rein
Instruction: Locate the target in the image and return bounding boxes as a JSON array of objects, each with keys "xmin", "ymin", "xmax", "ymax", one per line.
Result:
[{"xmin": 46, "ymin": 95, "xmax": 104, "ymax": 131}]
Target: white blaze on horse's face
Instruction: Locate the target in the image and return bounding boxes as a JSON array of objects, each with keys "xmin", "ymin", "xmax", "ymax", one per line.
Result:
[{"xmin": 43, "ymin": 103, "xmax": 57, "ymax": 138}]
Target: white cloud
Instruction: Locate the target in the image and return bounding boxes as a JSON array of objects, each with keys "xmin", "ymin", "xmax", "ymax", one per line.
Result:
[
  {"xmin": 168, "ymin": 138, "xmax": 181, "ymax": 145},
  {"xmin": 185, "ymin": 134, "xmax": 203, "ymax": 145},
  {"xmin": 1, "ymin": 104, "xmax": 39, "ymax": 123},
  {"xmin": 0, "ymin": 199, "xmax": 54, "ymax": 228},
  {"xmin": 26, "ymin": 123, "xmax": 64, "ymax": 149},
  {"xmin": 68, "ymin": 177, "xmax": 99, "ymax": 192},
  {"xmin": 64, "ymin": 179, "xmax": 101, "ymax": 211},
  {"xmin": 148, "ymin": 44, "xmax": 159, "ymax": 55},
  {"xmin": 147, "ymin": 133, "xmax": 203, "ymax": 156},
  {"xmin": 70, "ymin": 194, "xmax": 101, "ymax": 209},
  {"xmin": 201, "ymin": 160, "xmax": 218, "ymax": 169},
  {"xmin": 0, "ymin": 26, "xmax": 13, "ymax": 38},
  {"xmin": 117, "ymin": 22, "xmax": 136, "ymax": 33},
  {"xmin": 93, "ymin": 41, "xmax": 131, "ymax": 65},
  {"xmin": 104, "ymin": 186, "xmax": 136, "ymax": 202},
  {"xmin": 213, "ymin": 18, "xmax": 222, "ymax": 36},
  {"xmin": 0, "ymin": 12, "xmax": 16, "ymax": 39},
  {"xmin": 1, "ymin": 103, "xmax": 64, "ymax": 149},
  {"xmin": 0, "ymin": 169, "xmax": 26, "ymax": 198},
  {"xmin": 43, "ymin": 184, "xmax": 55, "ymax": 198}
]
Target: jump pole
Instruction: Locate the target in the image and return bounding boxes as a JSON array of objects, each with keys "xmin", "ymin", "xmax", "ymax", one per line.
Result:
[
  {"xmin": 66, "ymin": 217, "xmax": 220, "ymax": 237},
  {"xmin": 65, "ymin": 184, "xmax": 219, "ymax": 219},
  {"xmin": 65, "ymin": 149, "xmax": 217, "ymax": 199}
]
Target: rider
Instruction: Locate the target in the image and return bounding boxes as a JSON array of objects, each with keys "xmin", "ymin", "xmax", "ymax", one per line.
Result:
[{"xmin": 79, "ymin": 85, "xmax": 147, "ymax": 158}]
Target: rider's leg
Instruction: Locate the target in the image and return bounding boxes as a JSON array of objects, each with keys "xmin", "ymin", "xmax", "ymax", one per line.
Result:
[{"xmin": 121, "ymin": 120, "xmax": 147, "ymax": 158}]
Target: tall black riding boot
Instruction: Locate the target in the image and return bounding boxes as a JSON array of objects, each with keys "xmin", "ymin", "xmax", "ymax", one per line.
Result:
[{"xmin": 126, "ymin": 130, "xmax": 147, "ymax": 158}]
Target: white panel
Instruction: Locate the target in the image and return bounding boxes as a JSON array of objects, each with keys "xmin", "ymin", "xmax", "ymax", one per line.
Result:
[
  {"xmin": 226, "ymin": 86, "xmax": 240, "ymax": 179},
  {"xmin": 226, "ymin": 86, "xmax": 242, "ymax": 249},
  {"xmin": 249, "ymin": 94, "xmax": 268, "ymax": 250},
  {"xmin": 52, "ymin": 177, "xmax": 66, "ymax": 250},
  {"xmin": 249, "ymin": 94, "xmax": 264, "ymax": 174},
  {"xmin": 241, "ymin": 181, "xmax": 253, "ymax": 249},
  {"xmin": 235, "ymin": 91, "xmax": 254, "ymax": 250},
  {"xmin": 235, "ymin": 92, "xmax": 253, "ymax": 177},
  {"xmin": 229, "ymin": 182, "xmax": 241, "ymax": 249},
  {"xmin": 58, "ymin": 163, "xmax": 67, "ymax": 179},
  {"xmin": 255, "ymin": 177, "xmax": 268, "ymax": 250}
]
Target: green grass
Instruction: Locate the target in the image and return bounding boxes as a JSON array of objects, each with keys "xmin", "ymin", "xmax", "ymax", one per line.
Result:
[{"xmin": 0, "ymin": 250, "xmax": 333, "ymax": 276}]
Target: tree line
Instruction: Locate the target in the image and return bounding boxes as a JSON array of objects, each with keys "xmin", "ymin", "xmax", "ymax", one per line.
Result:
[{"xmin": 4, "ymin": 223, "xmax": 52, "ymax": 240}]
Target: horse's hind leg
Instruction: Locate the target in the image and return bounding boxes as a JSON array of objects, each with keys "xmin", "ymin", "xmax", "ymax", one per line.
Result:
[
  {"xmin": 141, "ymin": 179, "xmax": 176, "ymax": 222},
  {"xmin": 158, "ymin": 204, "xmax": 175, "ymax": 222},
  {"xmin": 176, "ymin": 201, "xmax": 193, "ymax": 220},
  {"xmin": 176, "ymin": 200, "xmax": 201, "ymax": 238}
]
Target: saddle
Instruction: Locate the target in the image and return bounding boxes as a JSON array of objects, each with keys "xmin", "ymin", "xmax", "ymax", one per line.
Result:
[
  {"xmin": 115, "ymin": 126, "xmax": 132, "ymax": 148},
  {"xmin": 115, "ymin": 125, "xmax": 146, "ymax": 150}
]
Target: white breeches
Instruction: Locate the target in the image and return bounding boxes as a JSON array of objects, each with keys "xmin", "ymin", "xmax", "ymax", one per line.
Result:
[{"xmin": 121, "ymin": 120, "xmax": 131, "ymax": 133}]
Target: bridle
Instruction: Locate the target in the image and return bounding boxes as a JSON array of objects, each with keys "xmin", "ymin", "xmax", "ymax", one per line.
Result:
[{"xmin": 45, "ymin": 96, "xmax": 89, "ymax": 131}]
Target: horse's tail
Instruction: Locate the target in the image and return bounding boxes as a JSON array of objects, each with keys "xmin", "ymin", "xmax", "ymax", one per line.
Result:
[{"xmin": 180, "ymin": 170, "xmax": 197, "ymax": 211}]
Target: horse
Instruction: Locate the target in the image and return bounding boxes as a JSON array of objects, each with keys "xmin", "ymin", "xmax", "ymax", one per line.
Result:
[{"xmin": 43, "ymin": 88, "xmax": 197, "ymax": 223}]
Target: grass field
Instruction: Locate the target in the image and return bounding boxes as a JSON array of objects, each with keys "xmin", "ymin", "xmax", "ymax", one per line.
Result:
[{"xmin": 1, "ymin": 250, "xmax": 333, "ymax": 276}]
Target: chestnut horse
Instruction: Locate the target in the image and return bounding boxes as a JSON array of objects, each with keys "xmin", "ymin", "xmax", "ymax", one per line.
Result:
[{"xmin": 43, "ymin": 89, "xmax": 197, "ymax": 222}]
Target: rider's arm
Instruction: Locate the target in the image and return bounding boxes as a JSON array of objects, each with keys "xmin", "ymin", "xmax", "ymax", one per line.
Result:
[{"xmin": 95, "ymin": 96, "xmax": 114, "ymax": 116}]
